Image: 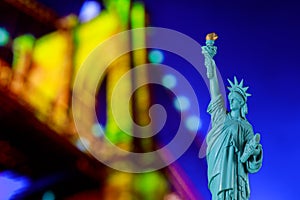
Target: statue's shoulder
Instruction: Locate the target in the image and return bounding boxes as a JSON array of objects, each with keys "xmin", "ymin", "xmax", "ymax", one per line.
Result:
[{"xmin": 241, "ymin": 118, "xmax": 253, "ymax": 130}]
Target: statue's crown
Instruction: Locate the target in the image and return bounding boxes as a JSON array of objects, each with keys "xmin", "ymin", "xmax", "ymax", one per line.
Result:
[{"xmin": 227, "ymin": 76, "xmax": 251, "ymax": 101}]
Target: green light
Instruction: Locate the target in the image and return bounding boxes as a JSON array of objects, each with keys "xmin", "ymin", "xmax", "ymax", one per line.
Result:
[
  {"xmin": 12, "ymin": 34, "xmax": 35, "ymax": 69},
  {"xmin": 13, "ymin": 34, "xmax": 35, "ymax": 51},
  {"xmin": 0, "ymin": 27, "xmax": 10, "ymax": 46},
  {"xmin": 133, "ymin": 172, "xmax": 168, "ymax": 199},
  {"xmin": 131, "ymin": 2, "xmax": 145, "ymax": 28},
  {"xmin": 149, "ymin": 50, "xmax": 164, "ymax": 64},
  {"xmin": 117, "ymin": 0, "xmax": 130, "ymax": 26}
]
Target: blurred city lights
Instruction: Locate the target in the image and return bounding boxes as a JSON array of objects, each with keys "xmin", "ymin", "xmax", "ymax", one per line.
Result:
[
  {"xmin": 164, "ymin": 192, "xmax": 183, "ymax": 200},
  {"xmin": 42, "ymin": 191, "xmax": 55, "ymax": 200},
  {"xmin": 0, "ymin": 27, "xmax": 10, "ymax": 46},
  {"xmin": 173, "ymin": 96, "xmax": 190, "ymax": 111},
  {"xmin": 0, "ymin": 171, "xmax": 30, "ymax": 200},
  {"xmin": 185, "ymin": 115, "xmax": 201, "ymax": 131},
  {"xmin": 148, "ymin": 49, "xmax": 164, "ymax": 64},
  {"xmin": 162, "ymin": 74, "xmax": 177, "ymax": 89},
  {"xmin": 79, "ymin": 1, "xmax": 101, "ymax": 23},
  {"xmin": 92, "ymin": 123, "xmax": 104, "ymax": 137},
  {"xmin": 76, "ymin": 137, "xmax": 90, "ymax": 152}
]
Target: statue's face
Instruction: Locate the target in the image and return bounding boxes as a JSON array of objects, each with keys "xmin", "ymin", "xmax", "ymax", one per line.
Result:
[{"xmin": 229, "ymin": 92, "xmax": 244, "ymax": 111}]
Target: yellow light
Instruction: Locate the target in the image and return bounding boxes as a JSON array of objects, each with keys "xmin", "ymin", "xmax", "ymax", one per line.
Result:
[
  {"xmin": 130, "ymin": 2, "xmax": 151, "ymax": 139},
  {"xmin": 23, "ymin": 31, "xmax": 72, "ymax": 130},
  {"xmin": 131, "ymin": 2, "xmax": 145, "ymax": 29},
  {"xmin": 105, "ymin": 53, "xmax": 133, "ymax": 145},
  {"xmin": 73, "ymin": 11, "xmax": 120, "ymax": 79}
]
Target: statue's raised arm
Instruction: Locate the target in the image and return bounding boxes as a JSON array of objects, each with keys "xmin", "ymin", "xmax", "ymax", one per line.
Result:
[{"xmin": 202, "ymin": 33, "xmax": 221, "ymax": 100}]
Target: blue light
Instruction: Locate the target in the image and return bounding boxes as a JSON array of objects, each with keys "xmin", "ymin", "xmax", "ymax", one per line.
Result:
[
  {"xmin": 0, "ymin": 171, "xmax": 30, "ymax": 200},
  {"xmin": 76, "ymin": 137, "xmax": 90, "ymax": 152},
  {"xmin": 92, "ymin": 123, "xmax": 104, "ymax": 137},
  {"xmin": 185, "ymin": 115, "xmax": 202, "ymax": 131},
  {"xmin": 79, "ymin": 1, "xmax": 101, "ymax": 23},
  {"xmin": 173, "ymin": 96, "xmax": 190, "ymax": 111},
  {"xmin": 148, "ymin": 49, "xmax": 164, "ymax": 64},
  {"xmin": 162, "ymin": 74, "xmax": 177, "ymax": 89},
  {"xmin": 42, "ymin": 191, "xmax": 55, "ymax": 200}
]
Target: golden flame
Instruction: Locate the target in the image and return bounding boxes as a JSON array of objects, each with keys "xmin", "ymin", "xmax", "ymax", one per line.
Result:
[{"xmin": 206, "ymin": 32, "xmax": 218, "ymax": 41}]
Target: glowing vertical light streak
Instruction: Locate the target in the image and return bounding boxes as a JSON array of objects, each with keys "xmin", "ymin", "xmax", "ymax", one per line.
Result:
[
  {"xmin": 131, "ymin": 2, "xmax": 151, "ymax": 128},
  {"xmin": 104, "ymin": 0, "xmax": 131, "ymax": 27}
]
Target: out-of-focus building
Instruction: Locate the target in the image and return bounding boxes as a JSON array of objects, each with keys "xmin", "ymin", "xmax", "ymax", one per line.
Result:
[
  {"xmin": 0, "ymin": 0, "xmax": 190, "ymax": 199},
  {"xmin": 0, "ymin": 0, "xmax": 207, "ymax": 199}
]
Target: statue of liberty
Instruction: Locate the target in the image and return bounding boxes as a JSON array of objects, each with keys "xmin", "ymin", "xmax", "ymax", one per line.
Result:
[{"xmin": 202, "ymin": 33, "xmax": 263, "ymax": 200}]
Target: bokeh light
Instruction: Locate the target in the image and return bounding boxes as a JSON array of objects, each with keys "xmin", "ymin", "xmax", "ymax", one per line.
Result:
[
  {"xmin": 0, "ymin": 171, "xmax": 30, "ymax": 200},
  {"xmin": 76, "ymin": 137, "xmax": 90, "ymax": 152},
  {"xmin": 162, "ymin": 74, "xmax": 177, "ymax": 89},
  {"xmin": 185, "ymin": 115, "xmax": 201, "ymax": 131},
  {"xmin": 92, "ymin": 123, "xmax": 104, "ymax": 137},
  {"xmin": 148, "ymin": 49, "xmax": 164, "ymax": 64},
  {"xmin": 79, "ymin": 1, "xmax": 101, "ymax": 23},
  {"xmin": 42, "ymin": 191, "xmax": 55, "ymax": 200},
  {"xmin": 0, "ymin": 27, "xmax": 9, "ymax": 46},
  {"xmin": 173, "ymin": 96, "xmax": 190, "ymax": 111}
]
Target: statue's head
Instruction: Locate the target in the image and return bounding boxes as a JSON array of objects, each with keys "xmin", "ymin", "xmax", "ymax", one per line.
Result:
[{"xmin": 227, "ymin": 77, "xmax": 251, "ymax": 118}]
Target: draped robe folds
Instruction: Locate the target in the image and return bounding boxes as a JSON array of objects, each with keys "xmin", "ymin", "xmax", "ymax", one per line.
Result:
[{"xmin": 206, "ymin": 95, "xmax": 263, "ymax": 200}]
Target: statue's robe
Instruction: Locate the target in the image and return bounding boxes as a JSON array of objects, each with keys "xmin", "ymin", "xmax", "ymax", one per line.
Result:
[{"xmin": 206, "ymin": 95, "xmax": 263, "ymax": 200}]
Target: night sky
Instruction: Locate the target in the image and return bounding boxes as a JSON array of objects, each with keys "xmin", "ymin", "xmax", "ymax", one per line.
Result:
[{"xmin": 143, "ymin": 0, "xmax": 300, "ymax": 199}]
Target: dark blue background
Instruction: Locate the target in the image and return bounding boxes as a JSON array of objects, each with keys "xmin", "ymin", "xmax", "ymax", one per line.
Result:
[{"xmin": 143, "ymin": 0, "xmax": 300, "ymax": 199}]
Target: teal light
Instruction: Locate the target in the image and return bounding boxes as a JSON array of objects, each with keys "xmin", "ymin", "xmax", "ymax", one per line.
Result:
[
  {"xmin": 185, "ymin": 115, "xmax": 201, "ymax": 131},
  {"xmin": 0, "ymin": 27, "xmax": 9, "ymax": 46},
  {"xmin": 173, "ymin": 96, "xmax": 190, "ymax": 111},
  {"xmin": 42, "ymin": 191, "xmax": 55, "ymax": 200},
  {"xmin": 162, "ymin": 74, "xmax": 177, "ymax": 89},
  {"xmin": 148, "ymin": 50, "xmax": 164, "ymax": 64}
]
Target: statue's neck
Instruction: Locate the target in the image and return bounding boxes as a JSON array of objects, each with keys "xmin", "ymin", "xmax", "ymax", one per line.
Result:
[{"xmin": 230, "ymin": 109, "xmax": 241, "ymax": 120}]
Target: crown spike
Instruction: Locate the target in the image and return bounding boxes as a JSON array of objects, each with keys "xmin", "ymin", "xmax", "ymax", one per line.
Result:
[
  {"xmin": 239, "ymin": 79, "xmax": 244, "ymax": 87},
  {"xmin": 228, "ymin": 78, "xmax": 234, "ymax": 87},
  {"xmin": 243, "ymin": 86, "xmax": 249, "ymax": 92},
  {"xmin": 234, "ymin": 76, "xmax": 238, "ymax": 85}
]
